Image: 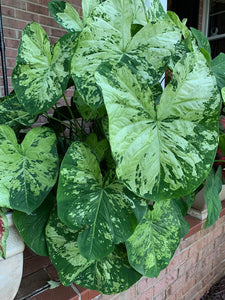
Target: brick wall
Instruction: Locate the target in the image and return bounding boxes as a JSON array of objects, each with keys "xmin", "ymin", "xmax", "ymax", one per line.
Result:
[
  {"xmin": 0, "ymin": 0, "xmax": 82, "ymax": 97},
  {"xmin": 94, "ymin": 202, "xmax": 225, "ymax": 300}
]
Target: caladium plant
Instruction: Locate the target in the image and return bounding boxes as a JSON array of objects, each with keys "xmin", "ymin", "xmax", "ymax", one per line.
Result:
[{"xmin": 1, "ymin": 0, "xmax": 225, "ymax": 295}]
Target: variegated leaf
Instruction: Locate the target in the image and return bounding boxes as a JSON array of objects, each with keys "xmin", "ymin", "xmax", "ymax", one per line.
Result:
[
  {"xmin": 0, "ymin": 91, "xmax": 36, "ymax": 131},
  {"xmin": 46, "ymin": 208, "xmax": 141, "ymax": 293},
  {"xmin": 0, "ymin": 125, "xmax": 58, "ymax": 214},
  {"xmin": 12, "ymin": 23, "xmax": 78, "ymax": 114},
  {"xmin": 0, "ymin": 210, "xmax": 9, "ymax": 259},
  {"xmin": 48, "ymin": 1, "xmax": 83, "ymax": 32},
  {"xmin": 205, "ymin": 167, "xmax": 222, "ymax": 229},
  {"xmin": 126, "ymin": 199, "xmax": 190, "ymax": 277},
  {"xmin": 13, "ymin": 194, "xmax": 55, "ymax": 256},
  {"xmin": 82, "ymin": 0, "xmax": 103, "ymax": 24},
  {"xmin": 71, "ymin": 0, "xmax": 181, "ymax": 108},
  {"xmin": 95, "ymin": 51, "xmax": 221, "ymax": 200},
  {"xmin": 57, "ymin": 142, "xmax": 147, "ymax": 260},
  {"xmin": 132, "ymin": 0, "xmax": 167, "ymax": 25}
]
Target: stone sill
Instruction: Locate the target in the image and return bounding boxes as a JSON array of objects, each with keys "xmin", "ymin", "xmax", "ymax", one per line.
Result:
[{"xmin": 16, "ymin": 200, "xmax": 225, "ymax": 300}]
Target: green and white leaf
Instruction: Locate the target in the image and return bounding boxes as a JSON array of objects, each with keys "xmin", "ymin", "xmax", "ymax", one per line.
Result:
[
  {"xmin": 12, "ymin": 23, "xmax": 78, "ymax": 114},
  {"xmin": 132, "ymin": 0, "xmax": 167, "ymax": 25},
  {"xmin": 13, "ymin": 194, "xmax": 55, "ymax": 256},
  {"xmin": 95, "ymin": 51, "xmax": 221, "ymax": 200},
  {"xmin": 82, "ymin": 0, "xmax": 103, "ymax": 24},
  {"xmin": 0, "ymin": 92, "xmax": 36, "ymax": 130},
  {"xmin": 126, "ymin": 199, "xmax": 189, "ymax": 277},
  {"xmin": 0, "ymin": 125, "xmax": 58, "ymax": 214},
  {"xmin": 205, "ymin": 167, "xmax": 222, "ymax": 229},
  {"xmin": 48, "ymin": 1, "xmax": 83, "ymax": 32},
  {"xmin": 71, "ymin": 0, "xmax": 181, "ymax": 108},
  {"xmin": 57, "ymin": 142, "xmax": 147, "ymax": 260},
  {"xmin": 0, "ymin": 210, "xmax": 9, "ymax": 259},
  {"xmin": 46, "ymin": 209, "xmax": 141, "ymax": 293},
  {"xmin": 212, "ymin": 53, "xmax": 225, "ymax": 90}
]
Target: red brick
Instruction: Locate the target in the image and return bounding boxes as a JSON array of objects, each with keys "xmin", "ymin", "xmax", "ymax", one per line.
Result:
[
  {"xmin": 1, "ymin": 6, "xmax": 15, "ymax": 18},
  {"xmin": 6, "ymin": 58, "xmax": 16, "ymax": 68},
  {"xmin": 153, "ymin": 277, "xmax": 167, "ymax": 297},
  {"xmin": 27, "ymin": 3, "xmax": 49, "ymax": 15},
  {"xmin": 3, "ymin": 27, "xmax": 17, "ymax": 39},
  {"xmin": 182, "ymin": 281, "xmax": 202, "ymax": 300},
  {"xmin": 2, "ymin": 0, "xmax": 26, "ymax": 10},
  {"xmin": 136, "ymin": 288, "xmax": 153, "ymax": 300},
  {"xmin": 115, "ymin": 285, "xmax": 136, "ymax": 300},
  {"xmin": 15, "ymin": 9, "xmax": 39, "ymax": 22},
  {"xmin": 166, "ymin": 249, "xmax": 189, "ymax": 273},
  {"xmin": 215, "ymin": 232, "xmax": 225, "ymax": 248},
  {"xmin": 153, "ymin": 292, "xmax": 165, "ymax": 300},
  {"xmin": 23, "ymin": 255, "xmax": 51, "ymax": 277},
  {"xmin": 3, "ymin": 17, "xmax": 27, "ymax": 30},
  {"xmin": 166, "ymin": 274, "xmax": 186, "ymax": 297},
  {"xmin": 5, "ymin": 48, "xmax": 18, "ymax": 58},
  {"xmin": 5, "ymin": 38, "xmax": 20, "ymax": 49},
  {"xmin": 39, "ymin": 15, "xmax": 60, "ymax": 27},
  {"xmin": 137, "ymin": 277, "xmax": 155, "ymax": 295},
  {"xmin": 51, "ymin": 28, "xmax": 67, "ymax": 38}
]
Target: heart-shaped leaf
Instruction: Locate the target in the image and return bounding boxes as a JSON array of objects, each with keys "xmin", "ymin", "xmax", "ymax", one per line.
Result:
[
  {"xmin": 71, "ymin": 0, "xmax": 181, "ymax": 108},
  {"xmin": 0, "ymin": 210, "xmax": 9, "ymax": 259},
  {"xmin": 95, "ymin": 51, "xmax": 221, "ymax": 200},
  {"xmin": 57, "ymin": 142, "xmax": 147, "ymax": 260},
  {"xmin": 0, "ymin": 91, "xmax": 36, "ymax": 131},
  {"xmin": 13, "ymin": 194, "xmax": 55, "ymax": 256},
  {"xmin": 48, "ymin": 1, "xmax": 83, "ymax": 32},
  {"xmin": 12, "ymin": 23, "xmax": 78, "ymax": 114},
  {"xmin": 46, "ymin": 208, "xmax": 141, "ymax": 293},
  {"xmin": 126, "ymin": 199, "xmax": 190, "ymax": 277},
  {"xmin": 0, "ymin": 125, "xmax": 58, "ymax": 213}
]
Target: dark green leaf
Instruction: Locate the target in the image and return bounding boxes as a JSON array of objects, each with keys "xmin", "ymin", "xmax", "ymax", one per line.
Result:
[
  {"xmin": 205, "ymin": 167, "xmax": 222, "ymax": 228},
  {"xmin": 126, "ymin": 200, "xmax": 189, "ymax": 277},
  {"xmin": 46, "ymin": 208, "xmax": 141, "ymax": 293},
  {"xmin": 13, "ymin": 194, "xmax": 55, "ymax": 256},
  {"xmin": 212, "ymin": 53, "xmax": 225, "ymax": 90}
]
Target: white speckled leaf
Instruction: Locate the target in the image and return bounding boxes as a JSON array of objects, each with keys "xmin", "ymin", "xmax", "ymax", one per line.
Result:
[
  {"xmin": 82, "ymin": 0, "xmax": 102, "ymax": 24},
  {"xmin": 12, "ymin": 23, "xmax": 78, "ymax": 114},
  {"xmin": 132, "ymin": 0, "xmax": 167, "ymax": 25},
  {"xmin": 0, "ymin": 92, "xmax": 36, "ymax": 130},
  {"xmin": 95, "ymin": 51, "xmax": 221, "ymax": 200},
  {"xmin": 71, "ymin": 0, "xmax": 181, "ymax": 108},
  {"xmin": 48, "ymin": 1, "xmax": 83, "ymax": 32},
  {"xmin": 126, "ymin": 199, "xmax": 189, "ymax": 277},
  {"xmin": 0, "ymin": 210, "xmax": 8, "ymax": 259},
  {"xmin": 46, "ymin": 208, "xmax": 141, "ymax": 293},
  {"xmin": 57, "ymin": 142, "xmax": 147, "ymax": 261},
  {"xmin": 0, "ymin": 125, "xmax": 58, "ymax": 214}
]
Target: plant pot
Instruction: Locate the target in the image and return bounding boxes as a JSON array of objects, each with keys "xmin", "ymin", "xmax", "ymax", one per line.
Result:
[
  {"xmin": 188, "ymin": 184, "xmax": 225, "ymax": 220},
  {"xmin": 0, "ymin": 212, "xmax": 25, "ymax": 300}
]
